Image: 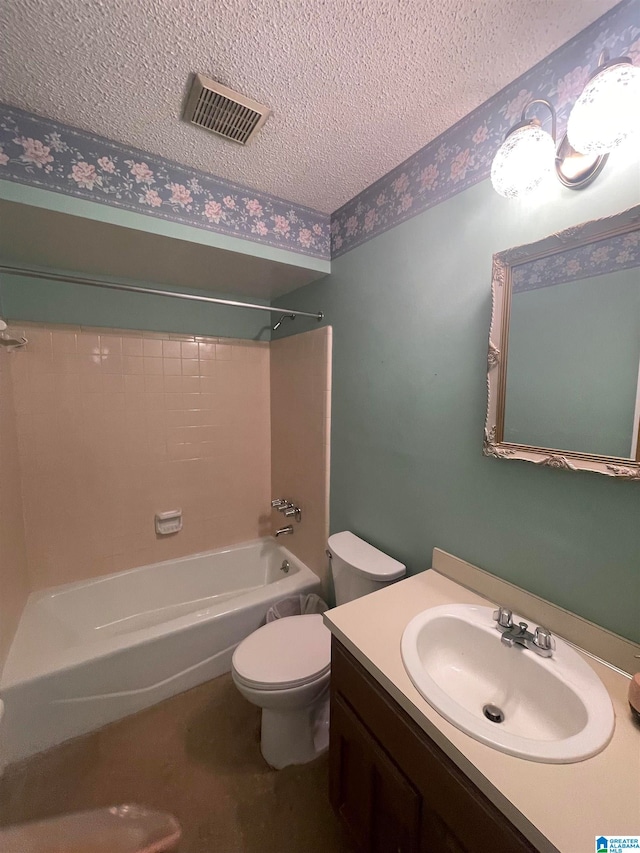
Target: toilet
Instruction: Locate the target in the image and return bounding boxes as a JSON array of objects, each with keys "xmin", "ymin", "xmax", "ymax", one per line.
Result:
[{"xmin": 231, "ymin": 531, "xmax": 406, "ymax": 768}]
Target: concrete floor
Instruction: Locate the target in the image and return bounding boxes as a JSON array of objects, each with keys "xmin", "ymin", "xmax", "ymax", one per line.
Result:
[{"xmin": 0, "ymin": 674, "xmax": 354, "ymax": 852}]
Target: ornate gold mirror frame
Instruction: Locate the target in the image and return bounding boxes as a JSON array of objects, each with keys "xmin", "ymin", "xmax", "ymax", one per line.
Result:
[{"xmin": 484, "ymin": 205, "xmax": 640, "ymax": 479}]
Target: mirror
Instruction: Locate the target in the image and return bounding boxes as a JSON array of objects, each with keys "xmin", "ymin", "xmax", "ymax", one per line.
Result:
[{"xmin": 485, "ymin": 206, "xmax": 640, "ymax": 478}]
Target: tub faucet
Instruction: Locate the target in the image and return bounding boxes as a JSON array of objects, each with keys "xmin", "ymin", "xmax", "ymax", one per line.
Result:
[
  {"xmin": 493, "ymin": 607, "xmax": 555, "ymax": 658},
  {"xmin": 275, "ymin": 525, "xmax": 294, "ymax": 537}
]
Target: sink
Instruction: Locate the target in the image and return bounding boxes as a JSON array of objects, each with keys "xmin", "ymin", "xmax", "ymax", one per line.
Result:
[{"xmin": 401, "ymin": 604, "xmax": 614, "ymax": 763}]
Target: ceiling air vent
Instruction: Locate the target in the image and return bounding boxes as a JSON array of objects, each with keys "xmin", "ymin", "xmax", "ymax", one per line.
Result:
[{"xmin": 184, "ymin": 74, "xmax": 271, "ymax": 145}]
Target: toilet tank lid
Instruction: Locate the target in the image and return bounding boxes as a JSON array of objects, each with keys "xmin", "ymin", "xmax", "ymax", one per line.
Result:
[{"xmin": 328, "ymin": 531, "xmax": 406, "ymax": 580}]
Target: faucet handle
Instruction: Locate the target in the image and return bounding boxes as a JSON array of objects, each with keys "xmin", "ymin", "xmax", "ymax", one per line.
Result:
[
  {"xmin": 493, "ymin": 607, "xmax": 513, "ymax": 629},
  {"xmin": 271, "ymin": 498, "xmax": 287, "ymax": 508},
  {"xmin": 533, "ymin": 626, "xmax": 555, "ymax": 652}
]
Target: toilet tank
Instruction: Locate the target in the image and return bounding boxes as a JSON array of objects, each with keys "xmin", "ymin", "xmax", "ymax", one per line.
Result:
[{"xmin": 328, "ymin": 531, "xmax": 406, "ymax": 605}]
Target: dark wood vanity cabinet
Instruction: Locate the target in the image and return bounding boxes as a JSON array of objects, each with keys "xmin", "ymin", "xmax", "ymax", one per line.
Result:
[{"xmin": 329, "ymin": 639, "xmax": 537, "ymax": 853}]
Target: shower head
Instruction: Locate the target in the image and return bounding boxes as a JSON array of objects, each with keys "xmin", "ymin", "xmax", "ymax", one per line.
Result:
[{"xmin": 272, "ymin": 313, "xmax": 295, "ymax": 332}]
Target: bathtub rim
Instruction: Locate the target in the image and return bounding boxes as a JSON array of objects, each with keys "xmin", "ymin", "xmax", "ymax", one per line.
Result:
[{"xmin": 1, "ymin": 537, "xmax": 319, "ymax": 690}]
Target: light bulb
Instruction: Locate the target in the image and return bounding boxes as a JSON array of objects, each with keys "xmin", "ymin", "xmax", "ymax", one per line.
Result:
[
  {"xmin": 490, "ymin": 123, "xmax": 556, "ymax": 198},
  {"xmin": 567, "ymin": 61, "xmax": 640, "ymax": 154}
]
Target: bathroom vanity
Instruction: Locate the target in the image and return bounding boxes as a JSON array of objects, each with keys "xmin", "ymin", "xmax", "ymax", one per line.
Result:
[
  {"xmin": 324, "ymin": 550, "xmax": 640, "ymax": 853},
  {"xmin": 330, "ymin": 639, "xmax": 535, "ymax": 852}
]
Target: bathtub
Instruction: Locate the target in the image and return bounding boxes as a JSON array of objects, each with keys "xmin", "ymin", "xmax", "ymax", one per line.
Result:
[{"xmin": 0, "ymin": 538, "xmax": 322, "ymax": 767}]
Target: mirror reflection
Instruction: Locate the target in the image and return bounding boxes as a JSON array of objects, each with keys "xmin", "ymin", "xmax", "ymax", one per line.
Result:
[
  {"xmin": 504, "ymin": 230, "xmax": 640, "ymax": 458},
  {"xmin": 485, "ymin": 206, "xmax": 640, "ymax": 478}
]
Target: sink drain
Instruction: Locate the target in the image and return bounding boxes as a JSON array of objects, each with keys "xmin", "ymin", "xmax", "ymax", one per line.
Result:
[{"xmin": 483, "ymin": 704, "xmax": 505, "ymax": 724}]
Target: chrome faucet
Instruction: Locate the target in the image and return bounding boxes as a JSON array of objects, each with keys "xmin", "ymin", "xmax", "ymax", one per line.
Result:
[
  {"xmin": 275, "ymin": 525, "xmax": 294, "ymax": 537},
  {"xmin": 493, "ymin": 607, "xmax": 555, "ymax": 658},
  {"xmin": 271, "ymin": 498, "xmax": 302, "ymax": 523}
]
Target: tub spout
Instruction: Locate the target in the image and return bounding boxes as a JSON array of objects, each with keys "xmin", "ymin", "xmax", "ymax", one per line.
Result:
[{"xmin": 275, "ymin": 525, "xmax": 294, "ymax": 537}]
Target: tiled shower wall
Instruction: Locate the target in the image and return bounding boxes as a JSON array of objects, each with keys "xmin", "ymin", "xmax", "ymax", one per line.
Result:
[
  {"xmin": 9, "ymin": 322, "xmax": 271, "ymax": 591},
  {"xmin": 271, "ymin": 327, "xmax": 331, "ymax": 594},
  {"xmin": 0, "ymin": 348, "xmax": 29, "ymax": 670}
]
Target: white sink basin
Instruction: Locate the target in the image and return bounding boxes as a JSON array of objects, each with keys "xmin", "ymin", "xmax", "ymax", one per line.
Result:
[{"xmin": 401, "ymin": 604, "xmax": 614, "ymax": 763}]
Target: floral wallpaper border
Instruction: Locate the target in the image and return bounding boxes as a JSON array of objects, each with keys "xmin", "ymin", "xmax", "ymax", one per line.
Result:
[
  {"xmin": 330, "ymin": 0, "xmax": 640, "ymax": 258},
  {"xmin": 513, "ymin": 230, "xmax": 640, "ymax": 293},
  {"xmin": 0, "ymin": 104, "xmax": 330, "ymax": 260}
]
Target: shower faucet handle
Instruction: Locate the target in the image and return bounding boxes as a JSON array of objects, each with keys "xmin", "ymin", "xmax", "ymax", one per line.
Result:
[{"xmin": 272, "ymin": 499, "xmax": 302, "ymax": 521}]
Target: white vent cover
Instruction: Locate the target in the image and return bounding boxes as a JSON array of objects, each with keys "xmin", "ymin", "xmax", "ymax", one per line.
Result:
[{"xmin": 184, "ymin": 74, "xmax": 271, "ymax": 145}]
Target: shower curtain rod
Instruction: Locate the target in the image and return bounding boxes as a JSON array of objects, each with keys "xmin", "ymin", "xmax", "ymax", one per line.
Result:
[{"xmin": 0, "ymin": 265, "xmax": 324, "ymax": 323}]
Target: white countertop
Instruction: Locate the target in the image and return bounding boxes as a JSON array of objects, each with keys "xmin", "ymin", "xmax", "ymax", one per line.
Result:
[{"xmin": 324, "ymin": 569, "xmax": 640, "ymax": 853}]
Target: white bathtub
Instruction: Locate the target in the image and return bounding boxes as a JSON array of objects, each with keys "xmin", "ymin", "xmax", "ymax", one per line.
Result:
[{"xmin": 0, "ymin": 538, "xmax": 321, "ymax": 767}]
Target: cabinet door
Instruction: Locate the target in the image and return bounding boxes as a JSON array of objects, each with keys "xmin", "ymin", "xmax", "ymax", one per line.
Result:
[
  {"xmin": 330, "ymin": 640, "xmax": 537, "ymax": 853},
  {"xmin": 330, "ymin": 694, "xmax": 421, "ymax": 853},
  {"xmin": 420, "ymin": 809, "xmax": 469, "ymax": 853}
]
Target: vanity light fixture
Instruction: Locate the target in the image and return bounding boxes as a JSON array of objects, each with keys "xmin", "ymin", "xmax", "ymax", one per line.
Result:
[
  {"xmin": 491, "ymin": 98, "xmax": 608, "ymax": 198},
  {"xmin": 567, "ymin": 52, "xmax": 640, "ymax": 155},
  {"xmin": 491, "ymin": 50, "xmax": 639, "ymax": 199},
  {"xmin": 490, "ymin": 100, "xmax": 559, "ymax": 198}
]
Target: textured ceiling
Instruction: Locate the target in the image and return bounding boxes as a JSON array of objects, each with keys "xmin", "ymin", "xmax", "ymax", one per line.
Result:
[{"xmin": 0, "ymin": 0, "xmax": 621, "ymax": 213}]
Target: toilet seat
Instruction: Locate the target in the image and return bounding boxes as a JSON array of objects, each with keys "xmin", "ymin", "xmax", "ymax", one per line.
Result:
[{"xmin": 232, "ymin": 614, "xmax": 331, "ymax": 691}]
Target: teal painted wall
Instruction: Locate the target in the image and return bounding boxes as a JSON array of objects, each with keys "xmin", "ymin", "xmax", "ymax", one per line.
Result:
[
  {"xmin": 0, "ymin": 180, "xmax": 330, "ymax": 340},
  {"xmin": 274, "ymin": 156, "xmax": 640, "ymax": 643},
  {"xmin": 0, "ymin": 181, "xmax": 330, "ymax": 274},
  {"xmin": 505, "ymin": 269, "xmax": 640, "ymax": 457},
  {"xmin": 0, "ymin": 273, "xmax": 272, "ymax": 340}
]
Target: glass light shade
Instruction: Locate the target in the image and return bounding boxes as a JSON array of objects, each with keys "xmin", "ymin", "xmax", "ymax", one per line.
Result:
[
  {"xmin": 567, "ymin": 62, "xmax": 640, "ymax": 154},
  {"xmin": 490, "ymin": 124, "xmax": 556, "ymax": 198}
]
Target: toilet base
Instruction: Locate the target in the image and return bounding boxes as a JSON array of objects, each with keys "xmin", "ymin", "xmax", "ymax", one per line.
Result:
[{"xmin": 260, "ymin": 692, "xmax": 329, "ymax": 769}]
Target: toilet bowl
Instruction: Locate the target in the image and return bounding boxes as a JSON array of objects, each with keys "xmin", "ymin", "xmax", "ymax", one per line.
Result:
[
  {"xmin": 232, "ymin": 614, "xmax": 331, "ymax": 769},
  {"xmin": 231, "ymin": 532, "xmax": 406, "ymax": 768}
]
